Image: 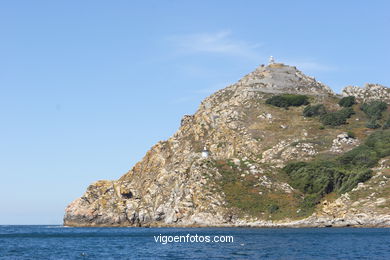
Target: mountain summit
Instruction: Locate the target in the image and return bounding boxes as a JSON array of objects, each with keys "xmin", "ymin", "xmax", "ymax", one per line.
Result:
[
  {"xmin": 64, "ymin": 63, "xmax": 390, "ymax": 227},
  {"xmin": 237, "ymin": 63, "xmax": 334, "ymax": 96}
]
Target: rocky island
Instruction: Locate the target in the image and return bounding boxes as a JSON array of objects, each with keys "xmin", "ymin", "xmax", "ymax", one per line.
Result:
[{"xmin": 64, "ymin": 62, "xmax": 390, "ymax": 227}]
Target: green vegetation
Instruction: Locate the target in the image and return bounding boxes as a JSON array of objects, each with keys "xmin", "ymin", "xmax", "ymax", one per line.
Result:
[
  {"xmin": 319, "ymin": 107, "xmax": 355, "ymax": 126},
  {"xmin": 366, "ymin": 119, "xmax": 381, "ymax": 129},
  {"xmin": 213, "ymin": 161, "xmax": 267, "ymax": 215},
  {"xmin": 338, "ymin": 96, "xmax": 356, "ymax": 107},
  {"xmin": 383, "ymin": 118, "xmax": 390, "ymax": 129},
  {"xmin": 360, "ymin": 101, "xmax": 387, "ymax": 129},
  {"xmin": 302, "ymin": 104, "xmax": 327, "ymax": 117},
  {"xmin": 360, "ymin": 101, "xmax": 387, "ymax": 120},
  {"xmin": 268, "ymin": 204, "xmax": 279, "ymax": 214},
  {"xmin": 211, "ymin": 160, "xmax": 302, "ymax": 220},
  {"xmin": 339, "ymin": 107, "xmax": 356, "ymax": 118},
  {"xmin": 364, "ymin": 130, "xmax": 390, "ymax": 158},
  {"xmin": 338, "ymin": 145, "xmax": 378, "ymax": 167},
  {"xmin": 301, "ymin": 100, "xmax": 358, "ymax": 127},
  {"xmin": 284, "ymin": 130, "xmax": 390, "ymax": 212},
  {"xmin": 347, "ymin": 131, "xmax": 356, "ymax": 139},
  {"xmin": 266, "ymin": 94, "xmax": 309, "ymax": 108},
  {"xmin": 284, "ymin": 161, "xmax": 371, "ymax": 210}
]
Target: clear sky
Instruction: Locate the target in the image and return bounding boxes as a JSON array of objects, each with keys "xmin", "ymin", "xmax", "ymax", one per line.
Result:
[{"xmin": 0, "ymin": 0, "xmax": 389, "ymax": 224}]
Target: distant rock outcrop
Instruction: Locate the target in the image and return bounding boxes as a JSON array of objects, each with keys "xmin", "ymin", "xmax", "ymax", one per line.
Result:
[
  {"xmin": 64, "ymin": 63, "xmax": 390, "ymax": 227},
  {"xmin": 342, "ymin": 84, "xmax": 390, "ymax": 102}
]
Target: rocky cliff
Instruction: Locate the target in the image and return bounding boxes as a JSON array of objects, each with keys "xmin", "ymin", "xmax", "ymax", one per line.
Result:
[
  {"xmin": 64, "ymin": 63, "xmax": 390, "ymax": 227},
  {"xmin": 342, "ymin": 84, "xmax": 390, "ymax": 103}
]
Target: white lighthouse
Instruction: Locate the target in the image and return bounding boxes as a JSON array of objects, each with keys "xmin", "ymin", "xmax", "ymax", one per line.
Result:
[
  {"xmin": 201, "ymin": 146, "xmax": 209, "ymax": 158},
  {"xmin": 269, "ymin": 56, "xmax": 275, "ymax": 64}
]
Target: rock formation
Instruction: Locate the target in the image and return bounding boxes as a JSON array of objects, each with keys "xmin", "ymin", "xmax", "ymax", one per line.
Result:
[
  {"xmin": 342, "ymin": 84, "xmax": 390, "ymax": 103},
  {"xmin": 64, "ymin": 63, "xmax": 390, "ymax": 227}
]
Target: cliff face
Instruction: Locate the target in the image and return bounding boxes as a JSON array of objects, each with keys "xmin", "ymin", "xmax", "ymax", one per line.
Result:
[{"xmin": 64, "ymin": 63, "xmax": 390, "ymax": 227}]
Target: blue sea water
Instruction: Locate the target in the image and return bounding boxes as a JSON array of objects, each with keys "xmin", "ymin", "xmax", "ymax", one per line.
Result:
[{"xmin": 1, "ymin": 226, "xmax": 390, "ymax": 259}]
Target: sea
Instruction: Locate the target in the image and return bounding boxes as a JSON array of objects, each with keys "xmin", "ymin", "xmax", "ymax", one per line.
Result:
[{"xmin": 1, "ymin": 225, "xmax": 390, "ymax": 259}]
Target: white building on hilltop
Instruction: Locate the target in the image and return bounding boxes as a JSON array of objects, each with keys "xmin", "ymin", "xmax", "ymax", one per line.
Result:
[{"xmin": 269, "ymin": 56, "xmax": 275, "ymax": 64}]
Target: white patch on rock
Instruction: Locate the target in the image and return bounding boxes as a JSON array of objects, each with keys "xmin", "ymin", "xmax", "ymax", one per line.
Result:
[{"xmin": 330, "ymin": 133, "xmax": 359, "ymax": 153}]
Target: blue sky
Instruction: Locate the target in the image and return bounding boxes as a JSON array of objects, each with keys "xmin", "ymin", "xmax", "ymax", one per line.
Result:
[{"xmin": 0, "ymin": 1, "xmax": 389, "ymax": 224}]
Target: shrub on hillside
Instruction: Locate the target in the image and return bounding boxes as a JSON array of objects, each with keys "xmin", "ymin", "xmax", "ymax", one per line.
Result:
[
  {"xmin": 302, "ymin": 104, "xmax": 327, "ymax": 117},
  {"xmin": 338, "ymin": 145, "xmax": 378, "ymax": 168},
  {"xmin": 383, "ymin": 118, "xmax": 390, "ymax": 129},
  {"xmin": 268, "ymin": 204, "xmax": 279, "ymax": 214},
  {"xmin": 360, "ymin": 101, "xmax": 387, "ymax": 120},
  {"xmin": 338, "ymin": 96, "xmax": 356, "ymax": 107},
  {"xmin": 340, "ymin": 130, "xmax": 390, "ymax": 167},
  {"xmin": 366, "ymin": 119, "xmax": 381, "ymax": 129},
  {"xmin": 265, "ymin": 95, "xmax": 289, "ymax": 108},
  {"xmin": 320, "ymin": 113, "xmax": 346, "ymax": 126},
  {"xmin": 285, "ymin": 94, "xmax": 309, "ymax": 106},
  {"xmin": 319, "ymin": 108, "xmax": 355, "ymax": 126},
  {"xmin": 364, "ymin": 130, "xmax": 390, "ymax": 158},
  {"xmin": 284, "ymin": 160, "xmax": 371, "ymax": 197},
  {"xmin": 266, "ymin": 94, "xmax": 309, "ymax": 108},
  {"xmin": 338, "ymin": 107, "xmax": 355, "ymax": 118}
]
